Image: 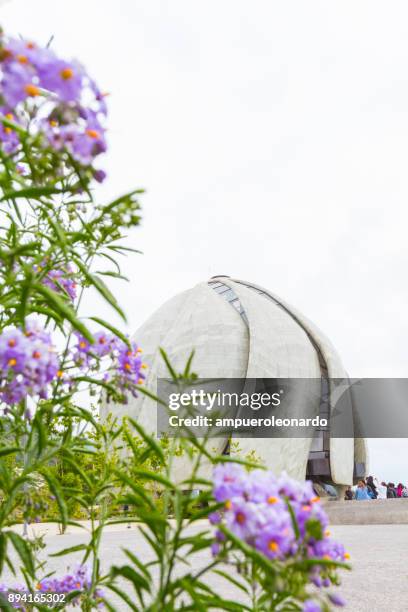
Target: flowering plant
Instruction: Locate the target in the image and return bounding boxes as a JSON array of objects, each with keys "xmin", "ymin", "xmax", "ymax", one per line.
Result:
[{"xmin": 209, "ymin": 464, "xmax": 348, "ymax": 611}]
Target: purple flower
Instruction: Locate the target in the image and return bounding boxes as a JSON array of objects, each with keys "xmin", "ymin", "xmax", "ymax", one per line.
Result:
[
  {"xmin": 209, "ymin": 464, "xmax": 348, "ymax": 608},
  {"xmin": 0, "ymin": 583, "xmax": 29, "ymax": 609},
  {"xmin": 37, "ymin": 564, "xmax": 105, "ymax": 607},
  {"xmin": 94, "ymin": 168, "xmax": 107, "ymax": 183},
  {"xmin": 0, "ymin": 322, "xmax": 59, "ymax": 405},
  {"xmin": 208, "ymin": 511, "xmax": 221, "ymax": 525},
  {"xmin": 0, "ymin": 108, "xmax": 20, "ymax": 153},
  {"xmin": 68, "ymin": 115, "xmax": 107, "ymax": 165},
  {"xmin": 254, "ymin": 513, "xmax": 295, "ymax": 559},
  {"xmin": 71, "ymin": 331, "xmax": 145, "ymax": 400},
  {"xmin": 213, "ymin": 463, "xmax": 249, "ymax": 502},
  {"xmin": 93, "ymin": 331, "xmax": 117, "ymax": 357},
  {"xmin": 1, "ymin": 61, "xmax": 39, "ymax": 107},
  {"xmin": 303, "ymin": 600, "xmax": 322, "ymax": 612},
  {"xmin": 328, "ymin": 593, "xmax": 346, "ymax": 607},
  {"xmin": 42, "ymin": 264, "xmax": 77, "ymax": 301},
  {"xmin": 114, "ymin": 340, "xmax": 145, "ymax": 396},
  {"xmin": 0, "ymin": 31, "xmax": 108, "ymax": 173},
  {"xmin": 225, "ymin": 499, "xmax": 261, "ymax": 540},
  {"xmin": 37, "ymin": 58, "xmax": 83, "ymax": 102}
]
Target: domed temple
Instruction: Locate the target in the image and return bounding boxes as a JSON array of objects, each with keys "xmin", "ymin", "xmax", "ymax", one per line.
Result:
[{"xmin": 102, "ymin": 276, "xmax": 367, "ymax": 487}]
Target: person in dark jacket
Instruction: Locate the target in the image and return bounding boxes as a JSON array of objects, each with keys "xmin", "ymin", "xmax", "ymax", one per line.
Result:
[
  {"xmin": 386, "ymin": 482, "xmax": 397, "ymax": 498},
  {"xmin": 366, "ymin": 476, "xmax": 378, "ymax": 499}
]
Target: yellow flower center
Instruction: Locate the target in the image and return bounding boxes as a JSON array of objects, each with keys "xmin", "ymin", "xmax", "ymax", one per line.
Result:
[
  {"xmin": 57, "ymin": 370, "xmax": 63, "ymax": 378},
  {"xmin": 86, "ymin": 128, "xmax": 100, "ymax": 139},
  {"xmin": 224, "ymin": 500, "xmax": 232, "ymax": 510},
  {"xmin": 8, "ymin": 358, "xmax": 17, "ymax": 367},
  {"xmin": 267, "ymin": 496, "xmax": 278, "ymax": 505},
  {"xmin": 79, "ymin": 341, "xmax": 87, "ymax": 349},
  {"xmin": 32, "ymin": 351, "xmax": 41, "ymax": 359},
  {"xmin": 24, "ymin": 84, "xmax": 40, "ymax": 97},
  {"xmin": 60, "ymin": 67, "xmax": 74, "ymax": 80},
  {"xmin": 8, "ymin": 339, "xmax": 16, "ymax": 347},
  {"xmin": 311, "ymin": 496, "xmax": 320, "ymax": 503},
  {"xmin": 4, "ymin": 113, "xmax": 14, "ymax": 134},
  {"xmin": 344, "ymin": 552, "xmax": 350, "ymax": 560},
  {"xmin": 124, "ymin": 363, "xmax": 131, "ymax": 371},
  {"xmin": 268, "ymin": 540, "xmax": 279, "ymax": 552},
  {"xmin": 17, "ymin": 54, "xmax": 28, "ymax": 64}
]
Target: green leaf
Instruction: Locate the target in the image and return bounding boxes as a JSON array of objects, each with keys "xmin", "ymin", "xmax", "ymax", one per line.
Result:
[
  {"xmin": 0, "ymin": 532, "xmax": 7, "ymax": 574},
  {"xmin": 106, "ymin": 245, "xmax": 142, "ymax": 255},
  {"xmin": 34, "ymin": 283, "xmax": 93, "ymax": 341},
  {"xmin": 44, "ymin": 212, "xmax": 67, "ymax": 248},
  {"xmin": 0, "ymin": 447, "xmax": 20, "ymax": 458},
  {"xmin": 127, "ymin": 418, "xmax": 165, "ymax": 464},
  {"xmin": 290, "ymin": 557, "xmax": 351, "ymax": 571},
  {"xmin": 100, "ymin": 189, "xmax": 144, "ymax": 215},
  {"xmin": 213, "ymin": 570, "xmax": 249, "ymax": 595},
  {"xmin": 105, "ymin": 584, "xmax": 140, "ymax": 611},
  {"xmin": 111, "ymin": 564, "xmax": 150, "ymax": 592},
  {"xmin": 122, "ymin": 548, "xmax": 151, "ymax": 580},
  {"xmin": 0, "ymin": 592, "xmax": 14, "ymax": 612},
  {"xmin": 213, "ymin": 455, "xmax": 266, "ymax": 471},
  {"xmin": 0, "ymin": 186, "xmax": 63, "ymax": 201},
  {"xmin": 1, "ymin": 115, "xmax": 26, "ymax": 136},
  {"xmin": 74, "ymin": 258, "xmax": 126, "ymax": 321},
  {"xmin": 39, "ymin": 470, "xmax": 68, "ymax": 526},
  {"xmin": 129, "ymin": 468, "xmax": 174, "ymax": 489},
  {"xmin": 7, "ymin": 532, "xmax": 35, "ymax": 578},
  {"xmin": 159, "ymin": 348, "xmax": 178, "ymax": 380},
  {"xmin": 285, "ymin": 499, "xmax": 300, "ymax": 540},
  {"xmin": 183, "ymin": 350, "xmax": 195, "ymax": 377},
  {"xmin": 95, "ymin": 270, "xmax": 129, "ymax": 281},
  {"xmin": 50, "ymin": 544, "xmax": 88, "ymax": 557},
  {"xmin": 89, "ymin": 316, "xmax": 130, "ymax": 347}
]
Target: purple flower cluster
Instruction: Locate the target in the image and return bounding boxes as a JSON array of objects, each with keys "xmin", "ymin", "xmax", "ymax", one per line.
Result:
[
  {"xmin": 73, "ymin": 331, "xmax": 145, "ymax": 399},
  {"xmin": 211, "ymin": 465, "xmax": 348, "ymax": 608},
  {"xmin": 42, "ymin": 264, "xmax": 77, "ymax": 301},
  {"xmin": 38, "ymin": 564, "xmax": 104, "ymax": 608},
  {"xmin": 0, "ymin": 320, "xmax": 59, "ymax": 405},
  {"xmin": 0, "ymin": 32, "xmax": 107, "ymax": 173},
  {"xmin": 0, "ymin": 584, "xmax": 28, "ymax": 610}
]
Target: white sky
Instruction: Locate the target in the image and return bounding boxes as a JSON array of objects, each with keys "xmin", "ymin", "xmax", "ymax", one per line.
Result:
[{"xmin": 2, "ymin": 0, "xmax": 408, "ymax": 483}]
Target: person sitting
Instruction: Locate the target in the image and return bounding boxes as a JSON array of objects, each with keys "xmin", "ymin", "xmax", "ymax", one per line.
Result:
[
  {"xmin": 344, "ymin": 486, "xmax": 353, "ymax": 500},
  {"xmin": 354, "ymin": 480, "xmax": 371, "ymax": 500}
]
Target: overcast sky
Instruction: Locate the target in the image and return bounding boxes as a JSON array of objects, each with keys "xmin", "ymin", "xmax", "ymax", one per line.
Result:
[{"xmin": 2, "ymin": 0, "xmax": 408, "ymax": 482}]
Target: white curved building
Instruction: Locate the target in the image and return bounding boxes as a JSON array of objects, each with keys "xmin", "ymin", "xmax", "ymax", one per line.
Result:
[{"xmin": 103, "ymin": 276, "xmax": 367, "ymax": 486}]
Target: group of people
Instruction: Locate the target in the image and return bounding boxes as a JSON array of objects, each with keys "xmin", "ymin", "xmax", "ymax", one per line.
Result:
[{"xmin": 344, "ymin": 476, "xmax": 408, "ymax": 500}]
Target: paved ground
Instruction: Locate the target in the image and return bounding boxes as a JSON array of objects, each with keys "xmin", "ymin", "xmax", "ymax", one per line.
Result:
[{"xmin": 3, "ymin": 523, "xmax": 408, "ymax": 611}]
